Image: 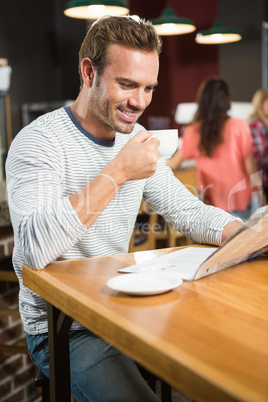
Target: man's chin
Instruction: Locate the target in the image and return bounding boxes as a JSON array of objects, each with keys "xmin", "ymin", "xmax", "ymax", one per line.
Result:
[{"xmin": 115, "ymin": 121, "xmax": 136, "ymax": 134}]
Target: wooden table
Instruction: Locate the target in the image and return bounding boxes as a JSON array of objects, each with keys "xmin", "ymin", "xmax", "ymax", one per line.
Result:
[{"xmin": 23, "ymin": 247, "xmax": 268, "ymax": 402}]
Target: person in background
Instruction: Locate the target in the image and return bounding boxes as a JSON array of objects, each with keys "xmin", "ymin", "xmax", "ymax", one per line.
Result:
[
  {"xmin": 248, "ymin": 88, "xmax": 268, "ymax": 202},
  {"xmin": 167, "ymin": 77, "xmax": 264, "ymax": 221},
  {"xmin": 6, "ymin": 18, "xmax": 242, "ymax": 402}
]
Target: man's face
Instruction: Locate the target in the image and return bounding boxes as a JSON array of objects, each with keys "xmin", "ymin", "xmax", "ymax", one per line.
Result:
[{"xmin": 89, "ymin": 43, "xmax": 159, "ymax": 135}]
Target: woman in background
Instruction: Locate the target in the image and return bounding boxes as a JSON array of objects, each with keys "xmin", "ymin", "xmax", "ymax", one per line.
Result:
[
  {"xmin": 248, "ymin": 88, "xmax": 268, "ymax": 201},
  {"xmin": 168, "ymin": 77, "xmax": 263, "ymax": 221}
]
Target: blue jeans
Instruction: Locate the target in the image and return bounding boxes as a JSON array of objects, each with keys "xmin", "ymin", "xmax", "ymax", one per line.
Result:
[{"xmin": 26, "ymin": 329, "xmax": 160, "ymax": 402}]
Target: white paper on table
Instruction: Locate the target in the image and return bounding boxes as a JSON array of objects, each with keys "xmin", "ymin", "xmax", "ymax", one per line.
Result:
[{"xmin": 119, "ymin": 247, "xmax": 216, "ymax": 281}]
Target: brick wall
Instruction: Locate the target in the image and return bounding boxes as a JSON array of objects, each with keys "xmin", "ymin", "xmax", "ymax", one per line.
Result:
[{"xmin": 0, "ymin": 227, "xmax": 40, "ymax": 402}]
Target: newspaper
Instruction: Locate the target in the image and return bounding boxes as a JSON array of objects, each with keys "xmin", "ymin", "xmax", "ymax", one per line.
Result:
[{"xmin": 119, "ymin": 206, "xmax": 268, "ymax": 281}]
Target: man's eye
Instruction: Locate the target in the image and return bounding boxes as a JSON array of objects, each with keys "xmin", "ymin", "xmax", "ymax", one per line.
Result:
[
  {"xmin": 121, "ymin": 83, "xmax": 133, "ymax": 88},
  {"xmin": 146, "ymin": 87, "xmax": 156, "ymax": 92}
]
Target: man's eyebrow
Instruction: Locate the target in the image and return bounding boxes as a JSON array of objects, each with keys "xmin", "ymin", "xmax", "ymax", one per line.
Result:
[
  {"xmin": 115, "ymin": 77, "xmax": 158, "ymax": 88},
  {"xmin": 115, "ymin": 77, "xmax": 136, "ymax": 84}
]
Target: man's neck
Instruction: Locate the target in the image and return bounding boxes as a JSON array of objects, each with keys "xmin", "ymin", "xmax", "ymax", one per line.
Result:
[{"xmin": 70, "ymin": 97, "xmax": 115, "ymax": 142}]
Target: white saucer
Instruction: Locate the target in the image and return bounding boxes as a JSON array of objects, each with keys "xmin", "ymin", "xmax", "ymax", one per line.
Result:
[{"xmin": 107, "ymin": 272, "xmax": 183, "ymax": 296}]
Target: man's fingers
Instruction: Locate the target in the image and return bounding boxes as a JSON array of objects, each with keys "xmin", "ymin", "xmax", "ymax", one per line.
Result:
[{"xmin": 130, "ymin": 131, "xmax": 160, "ymax": 149}]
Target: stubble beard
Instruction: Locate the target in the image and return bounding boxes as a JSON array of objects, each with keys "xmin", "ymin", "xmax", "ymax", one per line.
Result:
[
  {"xmin": 92, "ymin": 97, "xmax": 140, "ymax": 134},
  {"xmin": 91, "ymin": 79, "xmax": 142, "ymax": 134}
]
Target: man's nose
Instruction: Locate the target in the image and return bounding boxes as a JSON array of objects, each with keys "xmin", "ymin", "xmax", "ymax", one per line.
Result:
[{"xmin": 128, "ymin": 89, "xmax": 146, "ymax": 110}]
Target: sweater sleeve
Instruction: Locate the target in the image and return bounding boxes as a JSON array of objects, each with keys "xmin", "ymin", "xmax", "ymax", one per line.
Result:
[{"xmin": 6, "ymin": 124, "xmax": 87, "ymax": 270}]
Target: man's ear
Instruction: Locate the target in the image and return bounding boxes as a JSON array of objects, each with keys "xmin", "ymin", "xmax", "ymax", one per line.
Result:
[{"xmin": 80, "ymin": 58, "xmax": 95, "ymax": 88}]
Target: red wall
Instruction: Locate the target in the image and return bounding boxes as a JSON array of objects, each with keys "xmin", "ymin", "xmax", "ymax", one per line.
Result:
[{"xmin": 128, "ymin": 0, "xmax": 219, "ymax": 130}]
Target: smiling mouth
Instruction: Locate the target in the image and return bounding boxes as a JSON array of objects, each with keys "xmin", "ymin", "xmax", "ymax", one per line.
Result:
[
  {"xmin": 123, "ymin": 110, "xmax": 137, "ymax": 117},
  {"xmin": 118, "ymin": 108, "xmax": 139, "ymax": 122}
]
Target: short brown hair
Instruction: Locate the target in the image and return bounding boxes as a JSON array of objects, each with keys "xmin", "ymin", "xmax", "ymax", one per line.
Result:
[{"xmin": 78, "ymin": 15, "xmax": 162, "ymax": 89}]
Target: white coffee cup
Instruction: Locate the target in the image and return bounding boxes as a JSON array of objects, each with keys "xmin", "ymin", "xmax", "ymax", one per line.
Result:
[{"xmin": 149, "ymin": 129, "xmax": 178, "ymax": 158}]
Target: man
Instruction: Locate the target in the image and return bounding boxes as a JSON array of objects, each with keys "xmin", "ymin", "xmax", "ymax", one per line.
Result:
[{"xmin": 6, "ymin": 16, "xmax": 242, "ymax": 401}]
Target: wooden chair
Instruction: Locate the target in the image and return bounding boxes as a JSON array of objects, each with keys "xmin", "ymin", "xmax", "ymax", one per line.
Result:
[
  {"xmin": 129, "ymin": 200, "xmax": 193, "ymax": 252},
  {"xmin": 153, "ymin": 216, "xmax": 193, "ymax": 248},
  {"xmin": 34, "ymin": 368, "xmax": 50, "ymax": 402},
  {"xmin": 34, "ymin": 367, "xmax": 77, "ymax": 402},
  {"xmin": 151, "ymin": 167, "xmax": 197, "ymax": 248},
  {"xmin": 139, "ymin": 365, "xmax": 172, "ymax": 402},
  {"xmin": 174, "ymin": 168, "xmax": 198, "ymax": 197},
  {"xmin": 129, "ymin": 200, "xmax": 158, "ymax": 252}
]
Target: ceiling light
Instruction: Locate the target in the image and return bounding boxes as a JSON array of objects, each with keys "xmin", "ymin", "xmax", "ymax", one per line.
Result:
[
  {"xmin": 151, "ymin": 7, "xmax": 196, "ymax": 36},
  {"xmin": 64, "ymin": 0, "xmax": 129, "ymax": 19},
  {"xmin": 195, "ymin": 21, "xmax": 242, "ymax": 44}
]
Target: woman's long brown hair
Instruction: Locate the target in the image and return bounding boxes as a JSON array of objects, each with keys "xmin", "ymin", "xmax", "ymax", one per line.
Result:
[{"xmin": 193, "ymin": 77, "xmax": 231, "ymax": 157}]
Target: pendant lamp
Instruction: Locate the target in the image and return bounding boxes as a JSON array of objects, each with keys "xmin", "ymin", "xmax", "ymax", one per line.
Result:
[
  {"xmin": 195, "ymin": 21, "xmax": 242, "ymax": 44},
  {"xmin": 151, "ymin": 7, "xmax": 196, "ymax": 36},
  {"xmin": 64, "ymin": 0, "xmax": 129, "ymax": 19}
]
